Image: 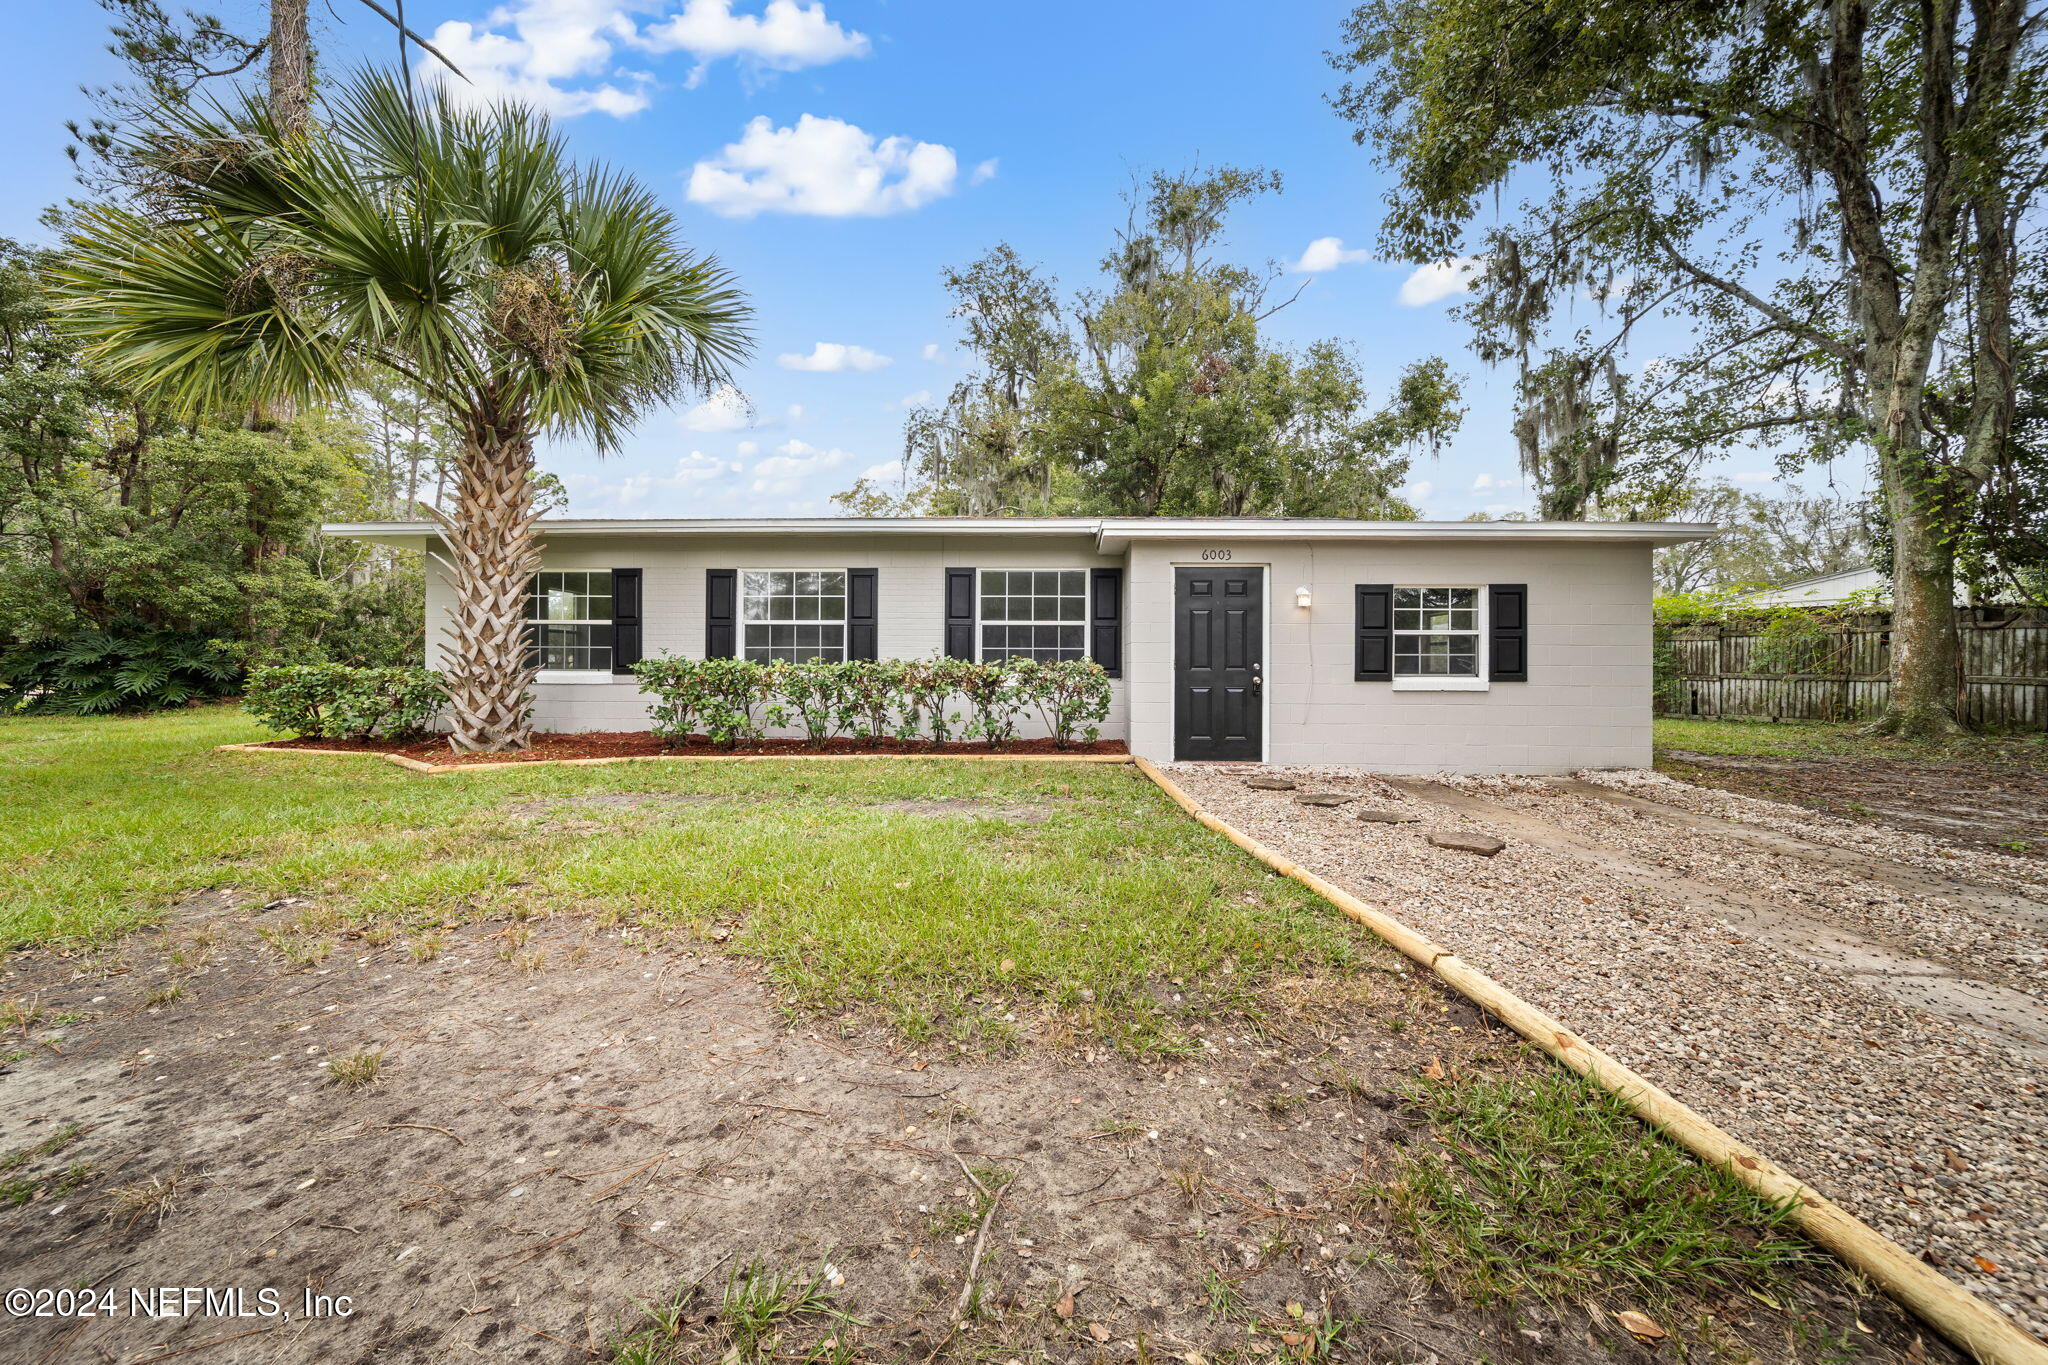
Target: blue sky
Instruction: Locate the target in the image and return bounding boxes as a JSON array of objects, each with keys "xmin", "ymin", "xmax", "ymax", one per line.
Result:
[{"xmin": 0, "ymin": 1, "xmax": 1837, "ymax": 520}]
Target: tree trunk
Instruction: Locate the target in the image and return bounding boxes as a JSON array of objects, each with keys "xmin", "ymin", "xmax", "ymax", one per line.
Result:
[
  {"xmin": 431, "ymin": 427, "xmax": 541, "ymax": 752},
  {"xmin": 1867, "ymin": 453, "xmax": 1965, "ymax": 737},
  {"xmin": 244, "ymin": 0, "xmax": 314, "ymax": 432},
  {"xmin": 268, "ymin": 0, "xmax": 313, "ymax": 135}
]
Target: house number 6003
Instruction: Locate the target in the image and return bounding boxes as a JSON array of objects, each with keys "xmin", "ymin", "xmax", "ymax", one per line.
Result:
[{"xmin": 1200, "ymin": 549, "xmax": 1233, "ymax": 561}]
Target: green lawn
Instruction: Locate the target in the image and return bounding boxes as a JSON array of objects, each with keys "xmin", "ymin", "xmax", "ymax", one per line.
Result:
[
  {"xmin": 0, "ymin": 706, "xmax": 1368, "ymax": 1054},
  {"xmin": 1655, "ymin": 714, "xmax": 2048, "ymax": 766}
]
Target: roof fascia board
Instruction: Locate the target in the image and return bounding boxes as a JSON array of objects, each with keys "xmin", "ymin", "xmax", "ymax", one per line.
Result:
[{"xmin": 322, "ymin": 518, "xmax": 1717, "ymax": 549}]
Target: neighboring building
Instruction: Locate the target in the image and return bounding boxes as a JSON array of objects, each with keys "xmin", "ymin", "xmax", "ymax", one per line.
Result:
[
  {"xmin": 1738, "ymin": 564, "xmax": 1888, "ymax": 609},
  {"xmin": 325, "ymin": 517, "xmax": 1712, "ymax": 774},
  {"xmin": 1735, "ymin": 563, "xmax": 1989, "ymax": 609}
]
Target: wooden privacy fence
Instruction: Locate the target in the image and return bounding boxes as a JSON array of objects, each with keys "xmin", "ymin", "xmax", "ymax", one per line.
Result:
[{"xmin": 1660, "ymin": 608, "xmax": 2048, "ymax": 728}]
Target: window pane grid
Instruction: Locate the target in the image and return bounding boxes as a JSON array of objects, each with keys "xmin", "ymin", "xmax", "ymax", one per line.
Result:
[
  {"xmin": 742, "ymin": 570, "xmax": 848, "ymax": 662},
  {"xmin": 1392, "ymin": 586, "xmax": 1480, "ymax": 677},
  {"xmin": 978, "ymin": 569, "xmax": 1088, "ymax": 661},
  {"xmin": 526, "ymin": 571, "xmax": 614, "ymax": 671}
]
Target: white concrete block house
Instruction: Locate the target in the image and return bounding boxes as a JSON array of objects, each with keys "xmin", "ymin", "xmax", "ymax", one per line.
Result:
[{"xmin": 328, "ymin": 517, "xmax": 1712, "ymax": 773}]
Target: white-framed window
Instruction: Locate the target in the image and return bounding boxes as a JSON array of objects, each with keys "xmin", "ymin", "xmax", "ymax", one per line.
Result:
[
  {"xmin": 742, "ymin": 570, "xmax": 846, "ymax": 663},
  {"xmin": 526, "ymin": 570, "xmax": 613, "ymax": 671},
  {"xmin": 1392, "ymin": 586, "xmax": 1483, "ymax": 683},
  {"xmin": 979, "ymin": 568, "xmax": 1087, "ymax": 661}
]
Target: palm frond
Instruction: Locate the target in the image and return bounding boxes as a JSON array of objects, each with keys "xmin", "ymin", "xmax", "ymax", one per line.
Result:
[{"xmin": 53, "ymin": 67, "xmax": 751, "ymax": 458}]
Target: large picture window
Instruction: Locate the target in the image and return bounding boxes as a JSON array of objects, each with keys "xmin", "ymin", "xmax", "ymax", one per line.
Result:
[
  {"xmin": 1392, "ymin": 586, "xmax": 1481, "ymax": 677},
  {"xmin": 527, "ymin": 570, "xmax": 614, "ymax": 671},
  {"xmin": 742, "ymin": 570, "xmax": 846, "ymax": 662},
  {"xmin": 979, "ymin": 569, "xmax": 1086, "ymax": 661}
]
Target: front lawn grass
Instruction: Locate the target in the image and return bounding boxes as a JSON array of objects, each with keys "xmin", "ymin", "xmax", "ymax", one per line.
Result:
[
  {"xmin": 1, "ymin": 706, "xmax": 1363, "ymax": 1055},
  {"xmin": 1381, "ymin": 1070, "xmax": 1815, "ymax": 1308}
]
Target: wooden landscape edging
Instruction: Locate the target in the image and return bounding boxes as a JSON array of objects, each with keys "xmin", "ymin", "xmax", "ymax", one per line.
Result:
[
  {"xmin": 1130, "ymin": 755, "xmax": 2048, "ymax": 1365},
  {"xmin": 214, "ymin": 741, "xmax": 1133, "ymax": 775}
]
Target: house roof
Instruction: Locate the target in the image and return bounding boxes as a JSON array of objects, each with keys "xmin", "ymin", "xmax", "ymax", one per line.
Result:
[{"xmin": 324, "ymin": 515, "xmax": 1718, "ymax": 553}]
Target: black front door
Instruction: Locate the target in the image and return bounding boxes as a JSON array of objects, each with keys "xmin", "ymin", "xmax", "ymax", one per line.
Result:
[{"xmin": 1174, "ymin": 566, "xmax": 1263, "ymax": 761}]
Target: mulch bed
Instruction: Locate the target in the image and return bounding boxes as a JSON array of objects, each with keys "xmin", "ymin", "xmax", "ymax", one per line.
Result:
[{"xmin": 250, "ymin": 731, "xmax": 1129, "ymax": 766}]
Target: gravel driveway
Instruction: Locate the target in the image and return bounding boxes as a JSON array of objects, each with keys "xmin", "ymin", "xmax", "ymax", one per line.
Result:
[{"xmin": 1166, "ymin": 762, "xmax": 2048, "ymax": 1339}]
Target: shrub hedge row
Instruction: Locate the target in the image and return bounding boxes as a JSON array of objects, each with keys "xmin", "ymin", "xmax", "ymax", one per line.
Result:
[
  {"xmin": 630, "ymin": 655, "xmax": 1113, "ymax": 749},
  {"xmin": 243, "ymin": 664, "xmax": 446, "ymax": 739},
  {"xmin": 241, "ymin": 656, "xmax": 1115, "ymax": 750}
]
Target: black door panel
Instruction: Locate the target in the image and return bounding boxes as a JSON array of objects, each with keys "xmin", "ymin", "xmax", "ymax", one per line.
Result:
[{"xmin": 1175, "ymin": 567, "xmax": 1263, "ymax": 760}]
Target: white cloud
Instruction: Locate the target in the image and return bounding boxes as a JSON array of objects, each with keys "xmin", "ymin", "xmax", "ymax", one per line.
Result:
[
  {"xmin": 1397, "ymin": 256, "xmax": 1482, "ymax": 306},
  {"xmin": 1404, "ymin": 480, "xmax": 1433, "ymax": 501},
  {"xmin": 1292, "ymin": 236, "xmax": 1370, "ymax": 274},
  {"xmin": 889, "ymin": 389, "xmax": 933, "ymax": 410},
  {"xmin": 420, "ymin": 0, "xmax": 866, "ymax": 117},
  {"xmin": 1731, "ymin": 470, "xmax": 1778, "ymax": 485},
  {"xmin": 688, "ymin": 115, "xmax": 960, "ymax": 218},
  {"xmin": 777, "ymin": 341, "xmax": 893, "ymax": 373},
  {"xmin": 772, "ymin": 438, "xmax": 851, "ymax": 464},
  {"xmin": 970, "ymin": 158, "xmax": 1000, "ymax": 186},
  {"xmin": 749, "ymin": 438, "xmax": 855, "ymax": 497},
  {"xmin": 564, "ymin": 449, "xmax": 728, "ymax": 508},
  {"xmin": 423, "ymin": 2, "xmax": 652, "ymax": 117},
  {"xmin": 858, "ymin": 460, "xmax": 902, "ymax": 482},
  {"xmin": 736, "ymin": 439, "xmax": 759, "ymax": 456},
  {"xmin": 921, "ymin": 343, "xmax": 945, "ymax": 362},
  {"xmin": 641, "ymin": 0, "xmax": 869, "ymax": 70},
  {"xmin": 1471, "ymin": 471, "xmax": 1526, "ymax": 493},
  {"xmin": 679, "ymin": 383, "xmax": 754, "ymax": 431}
]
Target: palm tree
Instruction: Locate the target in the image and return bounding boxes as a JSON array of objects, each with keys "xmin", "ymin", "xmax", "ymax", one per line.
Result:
[{"xmin": 52, "ymin": 72, "xmax": 751, "ymax": 751}]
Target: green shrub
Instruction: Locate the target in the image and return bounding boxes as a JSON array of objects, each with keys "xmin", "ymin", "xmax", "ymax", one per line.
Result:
[
  {"xmin": 1010, "ymin": 658, "xmax": 1113, "ymax": 748},
  {"xmin": 631, "ymin": 655, "xmax": 703, "ymax": 742},
  {"xmin": 629, "ymin": 655, "xmax": 1114, "ymax": 750},
  {"xmin": 955, "ymin": 659, "xmax": 1026, "ymax": 747},
  {"xmin": 633, "ymin": 656, "xmax": 785, "ymax": 748},
  {"xmin": 243, "ymin": 664, "xmax": 445, "ymax": 739},
  {"xmin": 898, "ymin": 656, "xmax": 967, "ymax": 744},
  {"xmin": 0, "ymin": 628, "xmax": 238, "ymax": 715},
  {"xmin": 770, "ymin": 659, "xmax": 854, "ymax": 748},
  {"xmin": 841, "ymin": 657, "xmax": 905, "ymax": 741}
]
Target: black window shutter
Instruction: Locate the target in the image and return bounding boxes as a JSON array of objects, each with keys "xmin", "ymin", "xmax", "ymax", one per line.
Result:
[
  {"xmin": 611, "ymin": 568, "xmax": 643, "ymax": 673},
  {"xmin": 847, "ymin": 568, "xmax": 878, "ymax": 660},
  {"xmin": 1089, "ymin": 568, "xmax": 1123, "ymax": 677},
  {"xmin": 944, "ymin": 567, "xmax": 976, "ymax": 659},
  {"xmin": 1355, "ymin": 584, "xmax": 1393, "ymax": 681},
  {"xmin": 705, "ymin": 568, "xmax": 737, "ymax": 658},
  {"xmin": 1490, "ymin": 583, "xmax": 1528, "ymax": 681}
]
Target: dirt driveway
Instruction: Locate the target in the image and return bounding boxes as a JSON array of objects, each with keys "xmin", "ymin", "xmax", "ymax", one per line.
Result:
[
  {"xmin": 1660, "ymin": 746, "xmax": 2048, "ymax": 860},
  {"xmin": 1166, "ymin": 764, "xmax": 2048, "ymax": 1340},
  {"xmin": 0, "ymin": 895, "xmax": 1943, "ymax": 1364}
]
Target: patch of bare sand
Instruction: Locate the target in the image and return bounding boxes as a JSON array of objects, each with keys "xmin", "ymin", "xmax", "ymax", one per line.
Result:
[{"xmin": 0, "ymin": 904, "xmax": 1949, "ymax": 1364}]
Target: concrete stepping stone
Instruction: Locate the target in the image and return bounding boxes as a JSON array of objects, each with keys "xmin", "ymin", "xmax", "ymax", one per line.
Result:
[
  {"xmin": 1427, "ymin": 829, "xmax": 1506, "ymax": 856},
  {"xmin": 1355, "ymin": 808, "xmax": 1421, "ymax": 824},
  {"xmin": 1244, "ymin": 776, "xmax": 1296, "ymax": 791},
  {"xmin": 1293, "ymin": 792, "xmax": 1355, "ymax": 807}
]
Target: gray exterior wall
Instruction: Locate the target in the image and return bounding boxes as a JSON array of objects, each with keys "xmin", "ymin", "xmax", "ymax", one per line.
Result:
[
  {"xmin": 421, "ymin": 530, "xmax": 1653, "ymax": 771},
  {"xmin": 423, "ymin": 531, "xmax": 1130, "ymax": 740},
  {"xmin": 1124, "ymin": 538, "xmax": 1652, "ymax": 773}
]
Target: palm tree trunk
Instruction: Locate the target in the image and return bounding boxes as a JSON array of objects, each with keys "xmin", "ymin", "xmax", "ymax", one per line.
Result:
[
  {"xmin": 431, "ymin": 428, "xmax": 541, "ymax": 752},
  {"xmin": 268, "ymin": 0, "xmax": 313, "ymax": 135}
]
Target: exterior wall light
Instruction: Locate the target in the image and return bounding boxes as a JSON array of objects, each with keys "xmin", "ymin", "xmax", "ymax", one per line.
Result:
[{"xmin": 1295, "ymin": 585, "xmax": 1313, "ymax": 609}]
